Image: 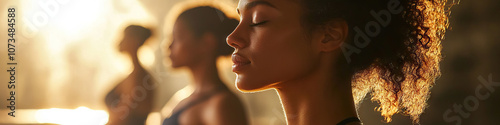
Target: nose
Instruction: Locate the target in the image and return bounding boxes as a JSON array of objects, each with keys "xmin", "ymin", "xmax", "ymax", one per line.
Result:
[
  {"xmin": 226, "ymin": 24, "xmax": 246, "ymax": 50},
  {"xmin": 119, "ymin": 40, "xmax": 125, "ymax": 50}
]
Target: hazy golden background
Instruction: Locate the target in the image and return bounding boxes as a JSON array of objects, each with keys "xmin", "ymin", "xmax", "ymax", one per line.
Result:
[{"xmin": 0, "ymin": 0, "xmax": 499, "ymax": 125}]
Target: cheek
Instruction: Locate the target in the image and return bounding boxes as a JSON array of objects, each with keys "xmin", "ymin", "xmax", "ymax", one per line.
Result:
[
  {"xmin": 170, "ymin": 41, "xmax": 196, "ymax": 67},
  {"xmin": 237, "ymin": 28, "xmax": 315, "ymax": 91},
  {"xmin": 169, "ymin": 43, "xmax": 181, "ymax": 66},
  {"xmin": 256, "ymin": 30, "xmax": 314, "ymax": 79}
]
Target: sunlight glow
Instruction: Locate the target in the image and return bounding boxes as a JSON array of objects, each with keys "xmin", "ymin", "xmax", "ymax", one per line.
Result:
[
  {"xmin": 160, "ymin": 85, "xmax": 194, "ymax": 118},
  {"xmin": 52, "ymin": 0, "xmax": 108, "ymax": 38},
  {"xmin": 18, "ymin": 0, "xmax": 157, "ymax": 112},
  {"xmin": 35, "ymin": 106, "xmax": 109, "ymax": 125},
  {"xmin": 139, "ymin": 45, "xmax": 156, "ymax": 68}
]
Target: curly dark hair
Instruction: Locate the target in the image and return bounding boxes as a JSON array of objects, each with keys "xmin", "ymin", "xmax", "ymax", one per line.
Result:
[{"xmin": 300, "ymin": 0, "xmax": 457, "ymax": 123}]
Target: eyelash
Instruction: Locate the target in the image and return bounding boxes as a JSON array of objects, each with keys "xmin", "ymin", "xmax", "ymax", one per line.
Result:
[{"xmin": 249, "ymin": 21, "xmax": 268, "ymax": 27}]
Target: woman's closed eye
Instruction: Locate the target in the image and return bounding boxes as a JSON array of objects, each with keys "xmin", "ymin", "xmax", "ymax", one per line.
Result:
[{"xmin": 249, "ymin": 21, "xmax": 268, "ymax": 27}]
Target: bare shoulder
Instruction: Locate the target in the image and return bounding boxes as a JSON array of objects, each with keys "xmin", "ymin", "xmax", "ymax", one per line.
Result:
[{"xmin": 202, "ymin": 90, "xmax": 248, "ymax": 125}]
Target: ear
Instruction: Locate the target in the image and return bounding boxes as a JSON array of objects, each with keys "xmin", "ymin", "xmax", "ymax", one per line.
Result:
[{"xmin": 319, "ymin": 19, "xmax": 348, "ymax": 52}]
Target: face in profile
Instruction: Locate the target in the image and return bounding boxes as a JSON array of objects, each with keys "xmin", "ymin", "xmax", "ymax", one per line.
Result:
[
  {"xmin": 119, "ymin": 34, "xmax": 144, "ymax": 54},
  {"xmin": 119, "ymin": 26, "xmax": 151, "ymax": 54},
  {"xmin": 169, "ymin": 21, "xmax": 203, "ymax": 68},
  {"xmin": 119, "ymin": 36, "xmax": 133, "ymax": 53},
  {"xmin": 227, "ymin": 0, "xmax": 320, "ymax": 92}
]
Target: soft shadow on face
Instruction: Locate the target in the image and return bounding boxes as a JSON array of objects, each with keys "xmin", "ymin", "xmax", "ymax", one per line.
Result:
[
  {"xmin": 168, "ymin": 20, "xmax": 203, "ymax": 68},
  {"xmin": 227, "ymin": 0, "xmax": 319, "ymax": 92}
]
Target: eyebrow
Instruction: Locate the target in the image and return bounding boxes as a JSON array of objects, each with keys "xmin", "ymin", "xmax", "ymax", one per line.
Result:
[{"xmin": 237, "ymin": 0, "xmax": 277, "ymax": 15}]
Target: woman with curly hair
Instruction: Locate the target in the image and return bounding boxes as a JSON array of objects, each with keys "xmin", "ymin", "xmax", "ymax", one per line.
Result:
[{"xmin": 227, "ymin": 0, "xmax": 455, "ymax": 124}]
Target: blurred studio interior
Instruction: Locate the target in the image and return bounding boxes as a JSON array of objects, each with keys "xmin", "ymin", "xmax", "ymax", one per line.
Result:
[{"xmin": 0, "ymin": 0, "xmax": 499, "ymax": 125}]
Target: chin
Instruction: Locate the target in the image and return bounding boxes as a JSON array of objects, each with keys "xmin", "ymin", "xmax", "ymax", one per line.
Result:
[
  {"xmin": 170, "ymin": 63, "xmax": 182, "ymax": 68},
  {"xmin": 235, "ymin": 75, "xmax": 274, "ymax": 93},
  {"xmin": 169, "ymin": 61, "xmax": 180, "ymax": 68},
  {"xmin": 169, "ymin": 58, "xmax": 182, "ymax": 68}
]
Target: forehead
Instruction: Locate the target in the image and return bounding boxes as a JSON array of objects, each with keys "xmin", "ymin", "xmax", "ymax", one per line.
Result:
[
  {"xmin": 172, "ymin": 21, "xmax": 190, "ymax": 36},
  {"xmin": 238, "ymin": 0, "xmax": 274, "ymax": 11},
  {"xmin": 237, "ymin": 0, "xmax": 301, "ymax": 14}
]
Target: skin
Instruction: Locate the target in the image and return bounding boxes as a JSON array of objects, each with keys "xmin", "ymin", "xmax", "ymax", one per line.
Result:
[
  {"xmin": 167, "ymin": 20, "xmax": 248, "ymax": 125},
  {"xmin": 227, "ymin": 0, "xmax": 361, "ymax": 125}
]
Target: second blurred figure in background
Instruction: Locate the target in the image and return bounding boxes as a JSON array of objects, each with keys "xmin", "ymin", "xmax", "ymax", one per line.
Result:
[
  {"xmin": 106, "ymin": 25, "xmax": 156, "ymax": 125},
  {"xmin": 164, "ymin": 6, "xmax": 248, "ymax": 125}
]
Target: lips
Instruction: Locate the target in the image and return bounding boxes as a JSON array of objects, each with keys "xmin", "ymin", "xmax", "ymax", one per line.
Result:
[{"xmin": 231, "ymin": 53, "xmax": 251, "ymax": 73}]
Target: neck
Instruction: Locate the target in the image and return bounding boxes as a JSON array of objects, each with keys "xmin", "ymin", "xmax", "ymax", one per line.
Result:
[
  {"xmin": 275, "ymin": 54, "xmax": 358, "ymax": 125},
  {"xmin": 188, "ymin": 58, "xmax": 224, "ymax": 94},
  {"xmin": 130, "ymin": 52, "xmax": 144, "ymax": 73}
]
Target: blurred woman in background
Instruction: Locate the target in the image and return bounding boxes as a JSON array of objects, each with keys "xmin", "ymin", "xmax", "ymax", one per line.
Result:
[
  {"xmin": 164, "ymin": 6, "xmax": 248, "ymax": 125},
  {"xmin": 227, "ymin": 0, "xmax": 455, "ymax": 124},
  {"xmin": 105, "ymin": 25, "xmax": 156, "ymax": 125}
]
